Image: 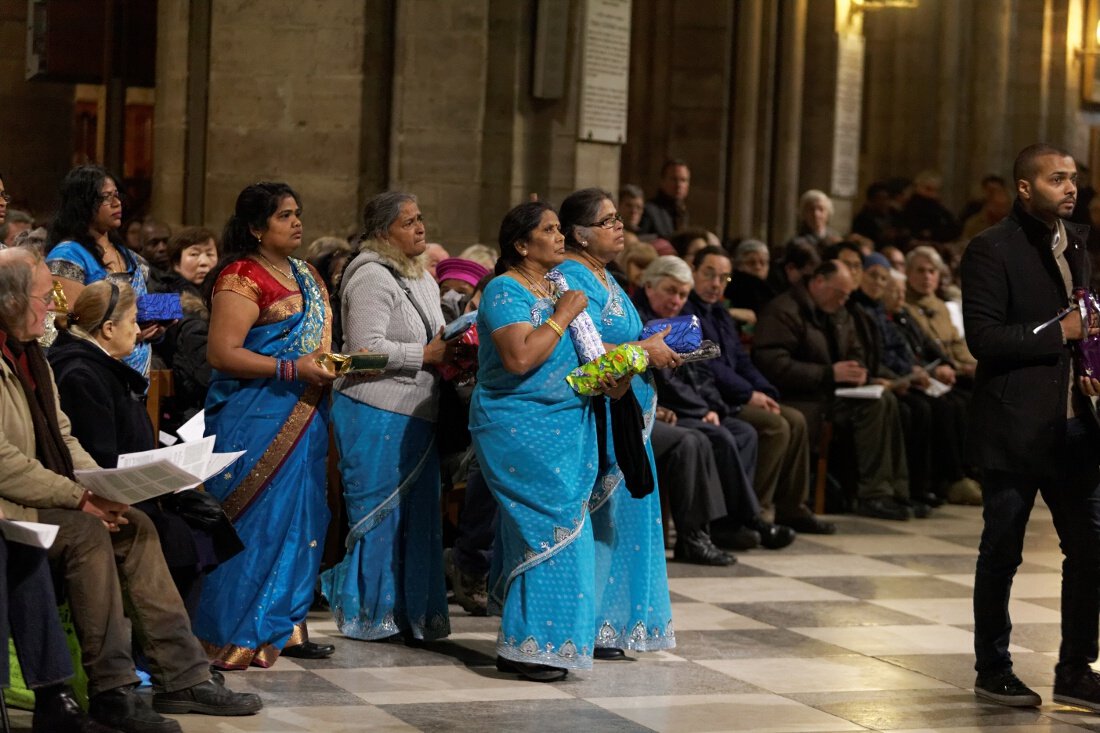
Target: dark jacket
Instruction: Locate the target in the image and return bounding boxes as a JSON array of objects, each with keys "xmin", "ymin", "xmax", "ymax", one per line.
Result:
[
  {"xmin": 849, "ymin": 291, "xmax": 901, "ymax": 379},
  {"xmin": 637, "ymin": 191, "xmax": 685, "ymax": 239},
  {"xmin": 47, "ymin": 330, "xmax": 154, "ymax": 468},
  {"xmin": 751, "ymin": 282, "xmax": 866, "ymax": 439},
  {"xmin": 960, "ymin": 200, "xmax": 1092, "ymax": 477},
  {"xmin": 633, "ymin": 289, "xmax": 730, "ymax": 420},
  {"xmin": 724, "ymin": 270, "xmax": 777, "ymax": 314},
  {"xmin": 682, "ymin": 291, "xmax": 778, "ymax": 406}
]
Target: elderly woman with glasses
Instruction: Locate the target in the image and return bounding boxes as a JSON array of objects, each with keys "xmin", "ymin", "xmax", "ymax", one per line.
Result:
[
  {"xmin": 320, "ymin": 191, "xmax": 456, "ymax": 644},
  {"xmin": 471, "ymin": 201, "xmax": 631, "ymax": 682},
  {"xmin": 555, "ymin": 188, "xmax": 678, "ymax": 659},
  {"xmin": 45, "ymin": 165, "xmax": 160, "ymax": 377}
]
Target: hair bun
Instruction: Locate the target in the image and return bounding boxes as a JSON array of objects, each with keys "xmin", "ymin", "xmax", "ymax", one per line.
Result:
[{"xmin": 66, "ymin": 311, "xmax": 79, "ymax": 323}]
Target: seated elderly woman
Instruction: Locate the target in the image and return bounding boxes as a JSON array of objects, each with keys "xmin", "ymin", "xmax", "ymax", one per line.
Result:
[
  {"xmin": 781, "ymin": 190, "xmax": 842, "ymax": 261},
  {"xmin": 48, "ymin": 280, "xmax": 241, "ymax": 615},
  {"xmin": 633, "ymin": 256, "xmax": 795, "ymax": 552},
  {"xmin": 725, "ymin": 238, "xmax": 777, "ymax": 320},
  {"xmin": 0, "ymin": 248, "xmax": 260, "ymax": 732},
  {"xmin": 904, "ymin": 245, "xmax": 977, "ymax": 380}
]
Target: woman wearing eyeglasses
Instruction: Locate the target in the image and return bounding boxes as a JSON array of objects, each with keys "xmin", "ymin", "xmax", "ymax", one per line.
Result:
[
  {"xmin": 556, "ymin": 188, "xmax": 679, "ymax": 660},
  {"xmin": 45, "ymin": 165, "xmax": 158, "ymax": 377}
]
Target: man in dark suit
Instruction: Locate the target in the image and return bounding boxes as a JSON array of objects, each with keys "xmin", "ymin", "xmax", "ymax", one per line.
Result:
[
  {"xmin": 637, "ymin": 159, "xmax": 690, "ymax": 239},
  {"xmin": 962, "ymin": 142, "xmax": 1100, "ymax": 710}
]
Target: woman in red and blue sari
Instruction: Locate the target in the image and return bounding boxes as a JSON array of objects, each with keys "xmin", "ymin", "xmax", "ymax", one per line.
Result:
[{"xmin": 192, "ymin": 182, "xmax": 338, "ymax": 669}]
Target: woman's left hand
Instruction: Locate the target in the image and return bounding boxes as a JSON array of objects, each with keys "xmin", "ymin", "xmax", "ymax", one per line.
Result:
[
  {"xmin": 638, "ymin": 326, "xmax": 682, "ymax": 369},
  {"xmin": 598, "ymin": 372, "xmax": 632, "ymax": 400}
]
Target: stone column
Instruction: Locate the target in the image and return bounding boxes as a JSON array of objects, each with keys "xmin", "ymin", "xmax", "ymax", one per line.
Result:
[
  {"xmin": 151, "ymin": 0, "xmax": 193, "ymax": 224},
  {"xmin": 725, "ymin": 0, "xmax": 764, "ymax": 239},
  {"xmin": 967, "ymin": 0, "xmax": 1011, "ymax": 185},
  {"xmin": 768, "ymin": 0, "xmax": 807, "ymax": 245}
]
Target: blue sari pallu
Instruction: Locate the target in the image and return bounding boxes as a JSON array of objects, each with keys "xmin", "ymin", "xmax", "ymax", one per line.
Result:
[
  {"xmin": 470, "ymin": 276, "xmax": 600, "ymax": 670},
  {"xmin": 557, "ymin": 260, "xmax": 675, "ymax": 653},
  {"xmin": 193, "ymin": 259, "xmax": 331, "ymax": 669}
]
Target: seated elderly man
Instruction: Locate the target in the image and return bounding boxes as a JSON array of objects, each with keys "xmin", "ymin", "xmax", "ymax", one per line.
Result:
[
  {"xmin": 0, "ymin": 248, "xmax": 261, "ymax": 733},
  {"xmin": 905, "ymin": 245, "xmax": 977, "ymax": 380},
  {"xmin": 753, "ymin": 260, "xmax": 913, "ymax": 520},
  {"xmin": 634, "ymin": 256, "xmax": 795, "ymax": 551},
  {"xmin": 684, "ymin": 245, "xmax": 836, "ymax": 534}
]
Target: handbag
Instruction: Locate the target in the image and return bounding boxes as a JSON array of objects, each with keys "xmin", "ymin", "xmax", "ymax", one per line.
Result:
[{"xmin": 594, "ymin": 390, "xmax": 655, "ymax": 499}]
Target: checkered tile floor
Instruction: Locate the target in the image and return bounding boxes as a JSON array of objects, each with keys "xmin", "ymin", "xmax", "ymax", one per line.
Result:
[{"xmin": 16, "ymin": 501, "xmax": 1100, "ymax": 732}]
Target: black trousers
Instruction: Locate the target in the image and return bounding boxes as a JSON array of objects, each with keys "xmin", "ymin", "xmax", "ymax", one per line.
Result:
[
  {"xmin": 650, "ymin": 420, "xmax": 727, "ymax": 531},
  {"xmin": 973, "ymin": 418, "xmax": 1100, "ymax": 676}
]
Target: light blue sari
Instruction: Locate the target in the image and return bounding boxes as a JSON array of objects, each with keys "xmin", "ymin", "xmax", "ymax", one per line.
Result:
[
  {"xmin": 557, "ymin": 260, "xmax": 674, "ymax": 652},
  {"xmin": 46, "ymin": 241, "xmax": 152, "ymax": 376},
  {"xmin": 470, "ymin": 275, "xmax": 599, "ymax": 670},
  {"xmin": 192, "ymin": 258, "xmax": 331, "ymax": 669},
  {"xmin": 320, "ymin": 398, "xmax": 450, "ymax": 641}
]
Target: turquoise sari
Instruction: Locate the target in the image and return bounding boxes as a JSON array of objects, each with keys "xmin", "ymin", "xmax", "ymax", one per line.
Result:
[
  {"xmin": 193, "ymin": 258, "xmax": 331, "ymax": 669},
  {"xmin": 320, "ymin": 398, "xmax": 450, "ymax": 641},
  {"xmin": 470, "ymin": 276, "xmax": 599, "ymax": 670},
  {"xmin": 557, "ymin": 260, "xmax": 674, "ymax": 652}
]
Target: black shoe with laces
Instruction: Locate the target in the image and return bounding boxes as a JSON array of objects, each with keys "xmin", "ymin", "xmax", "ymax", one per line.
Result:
[
  {"xmin": 34, "ymin": 685, "xmax": 122, "ymax": 733},
  {"xmin": 673, "ymin": 529, "xmax": 736, "ymax": 566},
  {"xmin": 974, "ymin": 669, "xmax": 1042, "ymax": 707},
  {"xmin": 152, "ymin": 678, "xmax": 262, "ymax": 716},
  {"xmin": 1054, "ymin": 666, "xmax": 1100, "ymax": 712},
  {"xmin": 90, "ymin": 686, "xmax": 181, "ymax": 733}
]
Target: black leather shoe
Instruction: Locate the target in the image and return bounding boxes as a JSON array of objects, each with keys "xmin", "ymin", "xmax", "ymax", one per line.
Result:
[
  {"xmin": 673, "ymin": 529, "xmax": 736, "ymax": 566},
  {"xmin": 593, "ymin": 647, "xmax": 633, "ymax": 661},
  {"xmin": 280, "ymin": 640, "xmax": 336, "ymax": 659},
  {"xmin": 34, "ymin": 686, "xmax": 121, "ymax": 733},
  {"xmin": 974, "ymin": 669, "xmax": 1041, "ymax": 707},
  {"xmin": 711, "ymin": 526, "xmax": 761, "ymax": 551},
  {"xmin": 776, "ymin": 513, "xmax": 837, "ymax": 535},
  {"xmin": 856, "ymin": 497, "xmax": 910, "ymax": 521},
  {"xmin": 90, "ymin": 687, "xmax": 181, "ymax": 733},
  {"xmin": 496, "ymin": 655, "xmax": 568, "ymax": 682},
  {"xmin": 1054, "ymin": 666, "xmax": 1100, "ymax": 712},
  {"xmin": 152, "ymin": 679, "xmax": 262, "ymax": 716},
  {"xmin": 752, "ymin": 520, "xmax": 796, "ymax": 550}
]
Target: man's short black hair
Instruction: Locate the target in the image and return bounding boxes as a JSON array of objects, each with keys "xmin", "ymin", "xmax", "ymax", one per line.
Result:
[
  {"xmin": 692, "ymin": 244, "xmax": 729, "ymax": 270},
  {"xmin": 660, "ymin": 158, "xmax": 689, "ymax": 177},
  {"xmin": 1013, "ymin": 143, "xmax": 1073, "ymax": 184}
]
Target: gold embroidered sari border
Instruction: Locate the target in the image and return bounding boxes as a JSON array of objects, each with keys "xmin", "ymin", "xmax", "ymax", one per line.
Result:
[
  {"xmin": 201, "ymin": 622, "xmax": 309, "ymax": 669},
  {"xmin": 221, "ymin": 385, "xmax": 323, "ymax": 521}
]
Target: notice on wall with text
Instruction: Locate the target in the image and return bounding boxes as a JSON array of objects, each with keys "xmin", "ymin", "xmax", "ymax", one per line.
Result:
[
  {"xmin": 830, "ymin": 33, "xmax": 865, "ymax": 199},
  {"xmin": 578, "ymin": 0, "xmax": 631, "ymax": 144}
]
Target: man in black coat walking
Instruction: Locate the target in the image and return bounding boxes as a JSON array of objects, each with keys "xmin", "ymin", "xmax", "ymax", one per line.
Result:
[{"xmin": 962, "ymin": 142, "xmax": 1100, "ymax": 710}]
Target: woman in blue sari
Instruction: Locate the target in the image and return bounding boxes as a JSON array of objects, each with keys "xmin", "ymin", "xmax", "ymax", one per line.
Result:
[
  {"xmin": 192, "ymin": 182, "xmax": 338, "ymax": 669},
  {"xmin": 472, "ymin": 201, "xmax": 628, "ymax": 682},
  {"xmin": 557, "ymin": 188, "xmax": 678, "ymax": 659},
  {"xmin": 321, "ymin": 191, "xmax": 455, "ymax": 643},
  {"xmin": 46, "ymin": 165, "xmax": 160, "ymax": 377}
]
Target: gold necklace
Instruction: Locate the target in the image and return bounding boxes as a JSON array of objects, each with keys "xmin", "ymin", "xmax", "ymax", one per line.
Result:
[
  {"xmin": 511, "ymin": 265, "xmax": 553, "ymax": 299},
  {"xmin": 256, "ymin": 251, "xmax": 295, "ymax": 282},
  {"xmin": 579, "ymin": 250, "xmax": 610, "ymax": 288}
]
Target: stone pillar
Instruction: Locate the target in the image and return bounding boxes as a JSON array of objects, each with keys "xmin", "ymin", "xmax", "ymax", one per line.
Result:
[
  {"xmin": 201, "ymin": 1, "xmax": 368, "ymax": 235},
  {"xmin": 725, "ymin": 0, "xmax": 763, "ymax": 239},
  {"xmin": 967, "ymin": 0, "xmax": 1011, "ymax": 185},
  {"xmin": 389, "ymin": 0, "xmax": 490, "ymax": 246},
  {"xmin": 151, "ymin": 0, "xmax": 191, "ymax": 225},
  {"xmin": 768, "ymin": 0, "xmax": 807, "ymax": 245}
]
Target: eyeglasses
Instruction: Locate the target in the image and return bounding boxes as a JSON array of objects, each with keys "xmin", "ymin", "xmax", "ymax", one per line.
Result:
[
  {"xmin": 30, "ymin": 291, "xmax": 53, "ymax": 307},
  {"xmin": 0, "ymin": 192, "xmax": 11, "ymax": 204},
  {"xmin": 585, "ymin": 213, "xmax": 624, "ymax": 230},
  {"xmin": 98, "ymin": 191, "xmax": 122, "ymax": 206},
  {"xmin": 698, "ymin": 268, "xmax": 732, "ymax": 283}
]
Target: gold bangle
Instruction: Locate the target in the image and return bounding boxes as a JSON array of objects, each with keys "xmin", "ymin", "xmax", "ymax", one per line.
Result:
[{"xmin": 546, "ymin": 318, "xmax": 565, "ymax": 337}]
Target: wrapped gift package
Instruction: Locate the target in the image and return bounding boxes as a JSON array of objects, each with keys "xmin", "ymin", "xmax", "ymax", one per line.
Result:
[
  {"xmin": 639, "ymin": 315, "xmax": 702, "ymax": 353},
  {"xmin": 318, "ymin": 352, "xmax": 389, "ymax": 375},
  {"xmin": 437, "ymin": 324, "xmax": 480, "ymax": 381},
  {"xmin": 565, "ymin": 343, "xmax": 649, "ymax": 396},
  {"xmin": 136, "ymin": 293, "xmax": 183, "ymax": 323}
]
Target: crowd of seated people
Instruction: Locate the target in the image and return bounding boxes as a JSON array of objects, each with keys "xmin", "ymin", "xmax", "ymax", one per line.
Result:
[{"xmin": 0, "ymin": 152, "xmax": 1038, "ymax": 717}]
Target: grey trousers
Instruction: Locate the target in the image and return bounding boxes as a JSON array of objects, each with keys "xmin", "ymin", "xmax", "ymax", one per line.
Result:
[
  {"xmin": 41, "ymin": 507, "xmax": 210, "ymax": 696},
  {"xmin": 738, "ymin": 403, "xmax": 810, "ymax": 516},
  {"xmin": 830, "ymin": 391, "xmax": 909, "ymax": 502}
]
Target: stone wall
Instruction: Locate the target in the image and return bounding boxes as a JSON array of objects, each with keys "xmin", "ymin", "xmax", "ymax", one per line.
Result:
[{"xmin": 0, "ymin": 2, "xmax": 74, "ymax": 217}]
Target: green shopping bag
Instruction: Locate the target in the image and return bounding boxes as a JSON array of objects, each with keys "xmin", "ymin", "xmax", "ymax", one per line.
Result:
[{"xmin": 4, "ymin": 603, "xmax": 87, "ymax": 710}]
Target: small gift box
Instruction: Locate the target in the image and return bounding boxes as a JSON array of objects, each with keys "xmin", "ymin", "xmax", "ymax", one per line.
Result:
[
  {"xmin": 640, "ymin": 315, "xmax": 703, "ymax": 353},
  {"xmin": 565, "ymin": 343, "xmax": 649, "ymax": 396},
  {"xmin": 136, "ymin": 293, "xmax": 183, "ymax": 324},
  {"xmin": 317, "ymin": 352, "xmax": 389, "ymax": 375}
]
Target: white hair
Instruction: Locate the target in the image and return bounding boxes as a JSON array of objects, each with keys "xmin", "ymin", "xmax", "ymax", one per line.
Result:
[
  {"xmin": 905, "ymin": 244, "xmax": 947, "ymax": 273},
  {"xmin": 641, "ymin": 255, "xmax": 693, "ymax": 288},
  {"xmin": 799, "ymin": 189, "xmax": 834, "ymax": 217}
]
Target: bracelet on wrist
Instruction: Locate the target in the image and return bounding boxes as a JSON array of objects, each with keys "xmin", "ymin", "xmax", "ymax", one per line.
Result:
[
  {"xmin": 276, "ymin": 357, "xmax": 298, "ymax": 382},
  {"xmin": 546, "ymin": 318, "xmax": 565, "ymax": 337}
]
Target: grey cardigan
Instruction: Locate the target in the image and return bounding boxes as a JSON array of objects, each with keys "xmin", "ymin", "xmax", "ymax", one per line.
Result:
[{"xmin": 336, "ymin": 246, "xmax": 444, "ymax": 421}]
